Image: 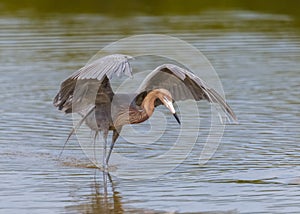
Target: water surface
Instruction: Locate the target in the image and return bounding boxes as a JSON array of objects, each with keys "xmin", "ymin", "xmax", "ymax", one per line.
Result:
[{"xmin": 0, "ymin": 7, "xmax": 300, "ymax": 214}]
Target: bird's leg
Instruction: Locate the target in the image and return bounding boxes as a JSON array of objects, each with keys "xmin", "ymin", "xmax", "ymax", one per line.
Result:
[
  {"xmin": 92, "ymin": 131, "xmax": 98, "ymax": 164},
  {"xmin": 58, "ymin": 105, "xmax": 96, "ymax": 158},
  {"xmin": 106, "ymin": 128, "xmax": 121, "ymax": 165},
  {"xmin": 102, "ymin": 130, "xmax": 109, "ymax": 170}
]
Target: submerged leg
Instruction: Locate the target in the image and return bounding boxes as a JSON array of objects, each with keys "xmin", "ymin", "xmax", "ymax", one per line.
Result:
[
  {"xmin": 102, "ymin": 170, "xmax": 108, "ymax": 197},
  {"xmin": 106, "ymin": 128, "xmax": 121, "ymax": 165}
]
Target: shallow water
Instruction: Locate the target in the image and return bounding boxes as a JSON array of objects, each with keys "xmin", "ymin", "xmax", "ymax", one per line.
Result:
[{"xmin": 0, "ymin": 6, "xmax": 300, "ymax": 214}]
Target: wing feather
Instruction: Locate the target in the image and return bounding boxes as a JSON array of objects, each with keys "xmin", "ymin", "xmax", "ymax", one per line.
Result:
[
  {"xmin": 136, "ymin": 64, "xmax": 237, "ymax": 122},
  {"xmin": 53, "ymin": 54, "xmax": 133, "ymax": 113}
]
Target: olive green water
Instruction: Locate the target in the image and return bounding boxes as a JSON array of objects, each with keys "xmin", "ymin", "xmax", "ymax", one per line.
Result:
[{"xmin": 0, "ymin": 1, "xmax": 300, "ymax": 213}]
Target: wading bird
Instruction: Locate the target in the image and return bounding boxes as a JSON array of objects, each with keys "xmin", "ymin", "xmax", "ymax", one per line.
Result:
[{"xmin": 54, "ymin": 54, "xmax": 237, "ymax": 169}]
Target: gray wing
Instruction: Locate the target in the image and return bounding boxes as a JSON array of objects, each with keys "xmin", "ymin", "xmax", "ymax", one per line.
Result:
[
  {"xmin": 136, "ymin": 64, "xmax": 237, "ymax": 122},
  {"xmin": 53, "ymin": 54, "xmax": 133, "ymax": 113}
]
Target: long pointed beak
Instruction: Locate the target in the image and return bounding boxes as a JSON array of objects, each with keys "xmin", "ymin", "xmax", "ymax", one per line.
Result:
[
  {"xmin": 163, "ymin": 98, "xmax": 181, "ymax": 125},
  {"xmin": 173, "ymin": 113, "xmax": 181, "ymax": 124}
]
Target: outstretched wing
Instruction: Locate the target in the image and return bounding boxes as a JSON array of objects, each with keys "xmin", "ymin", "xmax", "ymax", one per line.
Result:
[
  {"xmin": 136, "ymin": 64, "xmax": 237, "ymax": 122},
  {"xmin": 53, "ymin": 54, "xmax": 133, "ymax": 113}
]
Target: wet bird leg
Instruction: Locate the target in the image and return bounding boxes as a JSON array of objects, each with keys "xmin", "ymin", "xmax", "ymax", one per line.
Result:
[{"xmin": 106, "ymin": 128, "xmax": 121, "ymax": 165}]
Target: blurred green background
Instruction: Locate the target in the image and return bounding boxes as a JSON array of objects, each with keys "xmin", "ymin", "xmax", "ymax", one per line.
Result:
[{"xmin": 1, "ymin": 0, "xmax": 299, "ymax": 19}]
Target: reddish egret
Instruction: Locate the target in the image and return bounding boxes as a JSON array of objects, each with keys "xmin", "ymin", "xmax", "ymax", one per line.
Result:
[{"xmin": 54, "ymin": 54, "xmax": 237, "ymax": 168}]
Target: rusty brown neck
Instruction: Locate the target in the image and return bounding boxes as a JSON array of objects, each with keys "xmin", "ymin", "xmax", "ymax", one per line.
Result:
[
  {"xmin": 129, "ymin": 90, "xmax": 161, "ymax": 124},
  {"xmin": 116, "ymin": 89, "xmax": 167, "ymax": 126},
  {"xmin": 141, "ymin": 91, "xmax": 158, "ymax": 118}
]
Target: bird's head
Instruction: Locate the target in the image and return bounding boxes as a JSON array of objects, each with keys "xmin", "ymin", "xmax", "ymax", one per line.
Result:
[{"xmin": 156, "ymin": 89, "xmax": 181, "ymax": 125}]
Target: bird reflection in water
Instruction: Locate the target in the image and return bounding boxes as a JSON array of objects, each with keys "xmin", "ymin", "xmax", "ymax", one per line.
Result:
[
  {"xmin": 65, "ymin": 171, "xmax": 124, "ymax": 213},
  {"xmin": 91, "ymin": 172, "xmax": 123, "ymax": 213},
  {"xmin": 67, "ymin": 171, "xmax": 170, "ymax": 213}
]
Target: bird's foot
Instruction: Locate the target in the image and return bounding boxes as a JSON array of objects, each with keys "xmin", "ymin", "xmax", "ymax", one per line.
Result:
[{"xmin": 102, "ymin": 163, "xmax": 109, "ymax": 173}]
